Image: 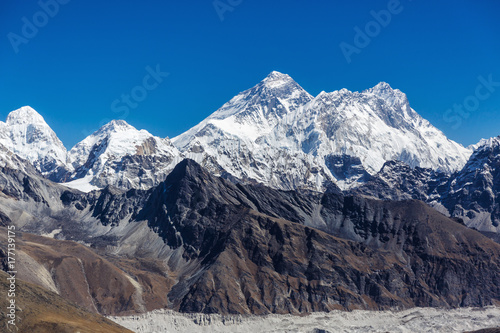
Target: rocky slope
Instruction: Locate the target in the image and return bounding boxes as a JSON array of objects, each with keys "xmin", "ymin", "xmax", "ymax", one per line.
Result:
[
  {"xmin": 147, "ymin": 160, "xmax": 500, "ymax": 313},
  {"xmin": 353, "ymin": 137, "xmax": 500, "ymax": 233},
  {"xmin": 352, "ymin": 160, "xmax": 446, "ymax": 201},
  {"xmin": 0, "ymin": 228, "xmax": 175, "ymax": 316},
  {"xmin": 2, "ymin": 158, "xmax": 499, "ymax": 315},
  {"xmin": 0, "ymin": 270, "xmax": 132, "ymax": 333},
  {"xmin": 441, "ymin": 137, "xmax": 500, "ymax": 232}
]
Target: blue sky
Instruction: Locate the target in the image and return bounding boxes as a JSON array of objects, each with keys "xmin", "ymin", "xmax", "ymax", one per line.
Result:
[{"xmin": 1, "ymin": 0, "xmax": 499, "ymax": 148}]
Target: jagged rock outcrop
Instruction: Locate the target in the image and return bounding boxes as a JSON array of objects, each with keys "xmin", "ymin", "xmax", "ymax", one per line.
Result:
[
  {"xmin": 104, "ymin": 160, "xmax": 500, "ymax": 313},
  {"xmin": 2, "ymin": 159, "xmax": 500, "ymax": 315},
  {"xmin": 353, "ymin": 137, "xmax": 500, "ymax": 233}
]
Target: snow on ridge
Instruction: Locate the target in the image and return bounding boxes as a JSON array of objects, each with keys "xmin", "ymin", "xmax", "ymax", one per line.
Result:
[
  {"xmin": 65, "ymin": 119, "xmax": 182, "ymax": 190},
  {"xmin": 171, "ymin": 72, "xmax": 472, "ymax": 191},
  {"xmin": 61, "ymin": 175, "xmax": 100, "ymax": 193},
  {"xmin": 261, "ymin": 70, "xmax": 295, "ymax": 89},
  {"xmin": 0, "ymin": 106, "xmax": 69, "ymax": 175},
  {"xmin": 172, "ymin": 71, "xmax": 313, "ymax": 149},
  {"xmin": 5, "ymin": 105, "xmax": 47, "ymax": 125},
  {"xmin": 469, "ymin": 136, "xmax": 500, "ymax": 151},
  {"xmin": 1, "ymin": 74, "xmax": 482, "ymax": 192}
]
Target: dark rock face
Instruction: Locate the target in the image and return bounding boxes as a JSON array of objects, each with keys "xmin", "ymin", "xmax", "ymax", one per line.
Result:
[
  {"xmin": 352, "ymin": 160, "xmax": 449, "ymax": 202},
  {"xmin": 466, "ymin": 329, "xmax": 500, "ymax": 333},
  {"xmin": 2, "ymin": 158, "xmax": 500, "ymax": 315},
  {"xmin": 0, "ymin": 163, "xmax": 70, "ymax": 207},
  {"xmin": 0, "ymin": 211, "xmax": 10, "ymax": 227},
  {"xmin": 441, "ymin": 140, "xmax": 500, "ymax": 229},
  {"xmin": 353, "ymin": 139, "xmax": 500, "ymax": 234},
  {"xmin": 324, "ymin": 154, "xmax": 371, "ymax": 184},
  {"xmin": 130, "ymin": 160, "xmax": 500, "ymax": 314}
]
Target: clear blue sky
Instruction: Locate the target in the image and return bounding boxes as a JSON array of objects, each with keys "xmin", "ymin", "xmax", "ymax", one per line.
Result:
[{"xmin": 1, "ymin": 0, "xmax": 499, "ymax": 148}]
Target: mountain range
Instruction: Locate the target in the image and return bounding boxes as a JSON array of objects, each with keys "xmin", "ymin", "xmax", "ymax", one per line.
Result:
[
  {"xmin": 2, "ymin": 156, "xmax": 500, "ymax": 316},
  {"xmin": 2, "ymin": 72, "xmax": 472, "ymax": 193},
  {"xmin": 1, "ymin": 72, "xmax": 500, "ymax": 329},
  {"xmin": 2, "ymin": 71, "xmax": 499, "ymax": 232}
]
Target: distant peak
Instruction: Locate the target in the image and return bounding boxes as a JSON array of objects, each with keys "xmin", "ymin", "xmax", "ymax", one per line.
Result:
[
  {"xmin": 261, "ymin": 71, "xmax": 295, "ymax": 88},
  {"xmin": 364, "ymin": 82, "xmax": 407, "ymax": 105},
  {"xmin": 98, "ymin": 119, "xmax": 136, "ymax": 134},
  {"xmin": 165, "ymin": 158, "xmax": 210, "ymax": 184},
  {"xmin": 6, "ymin": 106, "xmax": 46, "ymax": 125},
  {"xmin": 109, "ymin": 119, "xmax": 131, "ymax": 127},
  {"xmin": 364, "ymin": 82, "xmax": 398, "ymax": 96},
  {"xmin": 472, "ymin": 136, "xmax": 500, "ymax": 151},
  {"xmin": 265, "ymin": 71, "xmax": 290, "ymax": 79},
  {"xmin": 372, "ymin": 82, "xmax": 394, "ymax": 91}
]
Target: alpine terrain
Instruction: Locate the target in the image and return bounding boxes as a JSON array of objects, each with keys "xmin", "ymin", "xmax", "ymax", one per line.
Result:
[
  {"xmin": 353, "ymin": 136, "xmax": 500, "ymax": 234},
  {"xmin": 173, "ymin": 71, "xmax": 471, "ymax": 190},
  {"xmin": 1, "ymin": 72, "xmax": 500, "ymax": 332}
]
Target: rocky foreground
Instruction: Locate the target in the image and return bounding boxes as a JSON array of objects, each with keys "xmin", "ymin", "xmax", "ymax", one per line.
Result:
[{"xmin": 0, "ymin": 270, "xmax": 132, "ymax": 333}]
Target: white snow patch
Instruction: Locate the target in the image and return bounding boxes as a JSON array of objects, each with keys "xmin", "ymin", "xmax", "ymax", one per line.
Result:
[
  {"xmin": 61, "ymin": 175, "xmax": 100, "ymax": 193},
  {"xmin": 41, "ymin": 228, "xmax": 62, "ymax": 238}
]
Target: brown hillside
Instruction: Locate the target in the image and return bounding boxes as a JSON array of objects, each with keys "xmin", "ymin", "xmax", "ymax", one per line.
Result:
[{"xmin": 0, "ymin": 270, "xmax": 132, "ymax": 333}]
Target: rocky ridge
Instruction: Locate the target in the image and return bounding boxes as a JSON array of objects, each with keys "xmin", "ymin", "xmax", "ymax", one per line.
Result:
[{"xmin": 1, "ymin": 158, "xmax": 499, "ymax": 315}]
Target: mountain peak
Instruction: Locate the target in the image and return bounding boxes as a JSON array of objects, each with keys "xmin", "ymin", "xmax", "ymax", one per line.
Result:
[
  {"xmin": 364, "ymin": 82, "xmax": 408, "ymax": 106},
  {"xmin": 265, "ymin": 70, "xmax": 289, "ymax": 79},
  {"xmin": 371, "ymin": 81, "xmax": 393, "ymax": 91},
  {"xmin": 261, "ymin": 71, "xmax": 295, "ymax": 88},
  {"xmin": 98, "ymin": 119, "xmax": 136, "ymax": 134},
  {"xmin": 364, "ymin": 82, "xmax": 397, "ymax": 97},
  {"xmin": 66, "ymin": 117, "xmax": 182, "ymax": 191},
  {"xmin": 6, "ymin": 106, "xmax": 46, "ymax": 125},
  {"xmin": 0, "ymin": 106, "xmax": 68, "ymax": 176},
  {"xmin": 167, "ymin": 158, "xmax": 208, "ymax": 181},
  {"xmin": 471, "ymin": 136, "xmax": 500, "ymax": 152}
]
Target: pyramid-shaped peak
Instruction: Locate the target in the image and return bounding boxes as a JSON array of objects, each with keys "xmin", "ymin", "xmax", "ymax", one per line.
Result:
[
  {"xmin": 170, "ymin": 158, "xmax": 206, "ymax": 179},
  {"xmin": 366, "ymin": 81, "xmax": 405, "ymax": 94},
  {"xmin": 157, "ymin": 158, "xmax": 221, "ymax": 196},
  {"xmin": 364, "ymin": 82, "xmax": 400, "ymax": 96},
  {"xmin": 261, "ymin": 71, "xmax": 296, "ymax": 88},
  {"xmin": 371, "ymin": 81, "xmax": 394, "ymax": 91},
  {"xmin": 6, "ymin": 106, "xmax": 46, "ymax": 125},
  {"xmin": 364, "ymin": 82, "xmax": 408, "ymax": 106},
  {"xmin": 98, "ymin": 119, "xmax": 137, "ymax": 134},
  {"xmin": 265, "ymin": 71, "xmax": 291, "ymax": 80}
]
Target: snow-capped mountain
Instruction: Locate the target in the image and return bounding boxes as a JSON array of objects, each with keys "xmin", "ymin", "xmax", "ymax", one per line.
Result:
[
  {"xmin": 175, "ymin": 71, "xmax": 313, "ymax": 149},
  {"xmin": 0, "ymin": 106, "xmax": 69, "ymax": 180},
  {"xmin": 441, "ymin": 136, "xmax": 500, "ymax": 232},
  {"xmin": 0, "ymin": 73, "xmax": 472, "ymax": 193},
  {"xmin": 65, "ymin": 120, "xmax": 182, "ymax": 191},
  {"xmin": 174, "ymin": 71, "xmax": 333, "ymax": 190},
  {"xmin": 173, "ymin": 71, "xmax": 472, "ymax": 190}
]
